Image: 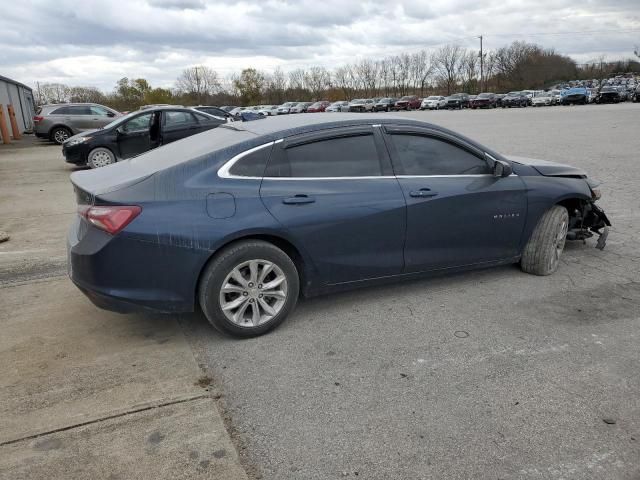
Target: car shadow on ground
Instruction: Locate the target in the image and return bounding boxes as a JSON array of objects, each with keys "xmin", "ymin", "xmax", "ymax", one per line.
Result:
[{"xmin": 177, "ymin": 263, "xmax": 524, "ymax": 341}]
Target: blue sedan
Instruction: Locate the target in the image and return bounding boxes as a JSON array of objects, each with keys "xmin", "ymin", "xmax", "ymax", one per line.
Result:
[{"xmin": 68, "ymin": 114, "xmax": 610, "ymax": 337}]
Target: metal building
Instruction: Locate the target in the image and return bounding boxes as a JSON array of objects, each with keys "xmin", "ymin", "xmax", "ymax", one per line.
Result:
[{"xmin": 0, "ymin": 75, "xmax": 36, "ymax": 141}]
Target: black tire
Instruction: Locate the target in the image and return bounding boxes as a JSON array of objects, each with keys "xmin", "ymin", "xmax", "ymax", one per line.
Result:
[
  {"xmin": 198, "ymin": 240, "xmax": 300, "ymax": 337},
  {"xmin": 50, "ymin": 126, "xmax": 72, "ymax": 145},
  {"xmin": 521, "ymin": 205, "xmax": 569, "ymax": 276}
]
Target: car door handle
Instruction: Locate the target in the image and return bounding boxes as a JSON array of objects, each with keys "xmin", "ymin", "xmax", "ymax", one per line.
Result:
[
  {"xmin": 409, "ymin": 188, "xmax": 438, "ymax": 198},
  {"xmin": 282, "ymin": 195, "xmax": 316, "ymax": 205}
]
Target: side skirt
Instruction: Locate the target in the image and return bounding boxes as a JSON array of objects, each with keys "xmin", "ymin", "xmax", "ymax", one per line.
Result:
[{"xmin": 305, "ymin": 256, "xmax": 521, "ymax": 297}]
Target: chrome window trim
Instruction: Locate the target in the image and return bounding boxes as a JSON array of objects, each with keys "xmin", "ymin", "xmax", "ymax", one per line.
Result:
[
  {"xmin": 218, "ymin": 140, "xmax": 519, "ymax": 180},
  {"xmin": 217, "ymin": 141, "xmax": 274, "ymax": 179}
]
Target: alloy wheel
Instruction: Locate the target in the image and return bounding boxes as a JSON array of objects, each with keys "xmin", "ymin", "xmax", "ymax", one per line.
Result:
[
  {"xmin": 53, "ymin": 129, "xmax": 70, "ymax": 144},
  {"xmin": 549, "ymin": 219, "xmax": 568, "ymax": 271},
  {"xmin": 89, "ymin": 149, "xmax": 115, "ymax": 168},
  {"xmin": 219, "ymin": 259, "xmax": 288, "ymax": 327}
]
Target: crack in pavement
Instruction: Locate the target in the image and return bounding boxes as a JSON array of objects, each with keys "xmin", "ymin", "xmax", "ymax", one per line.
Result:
[{"xmin": 0, "ymin": 394, "xmax": 210, "ymax": 448}]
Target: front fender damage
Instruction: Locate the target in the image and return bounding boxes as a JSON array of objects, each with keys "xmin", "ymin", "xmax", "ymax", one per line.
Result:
[{"xmin": 566, "ymin": 201, "xmax": 611, "ymax": 250}]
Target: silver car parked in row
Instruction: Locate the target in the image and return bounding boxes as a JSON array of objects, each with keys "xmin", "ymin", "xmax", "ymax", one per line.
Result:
[{"xmin": 34, "ymin": 103, "xmax": 121, "ymax": 144}]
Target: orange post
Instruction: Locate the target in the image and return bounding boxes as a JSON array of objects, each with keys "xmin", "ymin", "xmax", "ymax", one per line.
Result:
[
  {"xmin": 0, "ymin": 105, "xmax": 11, "ymax": 144},
  {"xmin": 7, "ymin": 104, "xmax": 21, "ymax": 140}
]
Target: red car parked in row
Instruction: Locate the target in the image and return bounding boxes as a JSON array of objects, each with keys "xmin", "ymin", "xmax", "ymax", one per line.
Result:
[
  {"xmin": 306, "ymin": 101, "xmax": 332, "ymax": 113},
  {"xmin": 393, "ymin": 95, "xmax": 421, "ymax": 110}
]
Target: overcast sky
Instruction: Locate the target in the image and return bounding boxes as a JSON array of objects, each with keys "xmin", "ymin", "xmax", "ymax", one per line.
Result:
[{"xmin": 1, "ymin": 0, "xmax": 639, "ymax": 91}]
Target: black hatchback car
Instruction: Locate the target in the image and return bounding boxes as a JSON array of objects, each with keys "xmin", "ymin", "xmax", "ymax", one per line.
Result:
[{"xmin": 62, "ymin": 107, "xmax": 225, "ymax": 168}]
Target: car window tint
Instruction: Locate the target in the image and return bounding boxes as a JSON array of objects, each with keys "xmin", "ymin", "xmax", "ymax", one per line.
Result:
[
  {"xmin": 268, "ymin": 134, "xmax": 381, "ymax": 178},
  {"xmin": 51, "ymin": 106, "xmax": 71, "ymax": 115},
  {"xmin": 122, "ymin": 113, "xmax": 152, "ymax": 132},
  {"xmin": 164, "ymin": 111, "xmax": 198, "ymax": 127},
  {"xmin": 229, "ymin": 145, "xmax": 271, "ymax": 177},
  {"xmin": 194, "ymin": 112, "xmax": 214, "ymax": 122},
  {"xmin": 90, "ymin": 106, "xmax": 110, "ymax": 116},
  {"xmin": 199, "ymin": 107, "xmax": 226, "ymax": 117},
  {"xmin": 69, "ymin": 106, "xmax": 92, "ymax": 115},
  {"xmin": 390, "ymin": 134, "xmax": 490, "ymax": 175}
]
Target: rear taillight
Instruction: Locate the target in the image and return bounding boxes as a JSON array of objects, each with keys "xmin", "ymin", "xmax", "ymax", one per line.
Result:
[
  {"xmin": 78, "ymin": 205, "xmax": 141, "ymax": 235},
  {"xmin": 33, "ymin": 116, "xmax": 43, "ymax": 123}
]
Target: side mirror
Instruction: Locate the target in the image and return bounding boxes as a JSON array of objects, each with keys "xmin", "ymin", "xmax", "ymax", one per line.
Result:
[
  {"xmin": 493, "ymin": 159, "xmax": 513, "ymax": 177},
  {"xmin": 485, "ymin": 153, "xmax": 512, "ymax": 177},
  {"xmin": 107, "ymin": 112, "xmax": 116, "ymax": 117}
]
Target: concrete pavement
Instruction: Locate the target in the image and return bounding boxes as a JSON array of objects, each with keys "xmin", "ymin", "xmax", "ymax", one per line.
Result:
[{"xmin": 0, "ymin": 138, "xmax": 248, "ymax": 480}]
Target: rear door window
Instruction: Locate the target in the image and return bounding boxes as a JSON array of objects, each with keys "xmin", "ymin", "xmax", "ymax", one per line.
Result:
[
  {"xmin": 266, "ymin": 134, "xmax": 382, "ymax": 178},
  {"xmin": 163, "ymin": 111, "xmax": 198, "ymax": 129}
]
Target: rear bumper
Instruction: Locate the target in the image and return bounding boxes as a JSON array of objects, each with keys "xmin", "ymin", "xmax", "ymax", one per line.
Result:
[{"xmin": 67, "ymin": 217, "xmax": 209, "ymax": 314}]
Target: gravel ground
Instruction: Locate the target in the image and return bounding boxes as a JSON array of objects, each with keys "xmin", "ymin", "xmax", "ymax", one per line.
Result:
[{"xmin": 182, "ymin": 103, "xmax": 640, "ymax": 480}]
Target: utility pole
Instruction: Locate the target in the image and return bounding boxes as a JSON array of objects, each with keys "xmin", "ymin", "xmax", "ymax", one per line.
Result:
[{"xmin": 478, "ymin": 35, "xmax": 484, "ymax": 93}]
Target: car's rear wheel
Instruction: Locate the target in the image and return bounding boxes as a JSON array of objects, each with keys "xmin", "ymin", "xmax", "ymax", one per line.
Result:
[
  {"xmin": 87, "ymin": 147, "xmax": 116, "ymax": 168},
  {"xmin": 521, "ymin": 205, "xmax": 569, "ymax": 276},
  {"xmin": 51, "ymin": 127, "xmax": 71, "ymax": 145},
  {"xmin": 199, "ymin": 240, "xmax": 299, "ymax": 337}
]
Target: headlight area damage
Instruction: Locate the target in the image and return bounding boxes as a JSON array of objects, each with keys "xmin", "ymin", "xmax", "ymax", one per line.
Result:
[
  {"xmin": 507, "ymin": 155, "xmax": 612, "ymax": 250},
  {"xmin": 566, "ymin": 199, "xmax": 610, "ymax": 250}
]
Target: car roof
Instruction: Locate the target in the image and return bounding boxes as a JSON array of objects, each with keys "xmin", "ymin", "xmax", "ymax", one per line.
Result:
[
  {"xmin": 42, "ymin": 102, "xmax": 102, "ymax": 107},
  {"xmin": 71, "ymin": 113, "xmax": 503, "ymax": 197}
]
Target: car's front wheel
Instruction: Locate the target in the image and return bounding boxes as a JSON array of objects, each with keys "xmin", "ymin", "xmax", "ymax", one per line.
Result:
[
  {"xmin": 87, "ymin": 147, "xmax": 116, "ymax": 168},
  {"xmin": 199, "ymin": 240, "xmax": 300, "ymax": 337},
  {"xmin": 521, "ymin": 205, "xmax": 569, "ymax": 276}
]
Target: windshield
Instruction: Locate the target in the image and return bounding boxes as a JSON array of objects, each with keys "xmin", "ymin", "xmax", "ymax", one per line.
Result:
[
  {"xmin": 101, "ymin": 111, "xmax": 138, "ymax": 130},
  {"xmin": 426, "ymin": 96, "xmax": 439, "ymax": 100},
  {"xmin": 351, "ymin": 99, "xmax": 365, "ymax": 103},
  {"xmin": 478, "ymin": 93, "xmax": 491, "ymax": 98}
]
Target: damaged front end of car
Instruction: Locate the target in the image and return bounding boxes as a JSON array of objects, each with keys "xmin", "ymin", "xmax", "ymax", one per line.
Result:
[{"xmin": 566, "ymin": 180, "xmax": 611, "ymax": 250}]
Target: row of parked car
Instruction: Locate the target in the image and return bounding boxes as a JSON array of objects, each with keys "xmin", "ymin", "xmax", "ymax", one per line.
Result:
[
  {"xmin": 36, "ymin": 79, "xmax": 639, "ymax": 169},
  {"xmin": 223, "ymin": 83, "xmax": 640, "ymax": 118}
]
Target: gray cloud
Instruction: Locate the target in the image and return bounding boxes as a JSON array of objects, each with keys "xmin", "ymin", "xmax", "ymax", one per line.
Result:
[
  {"xmin": 148, "ymin": 0, "xmax": 206, "ymax": 9},
  {"xmin": 1, "ymin": 0, "xmax": 638, "ymax": 91}
]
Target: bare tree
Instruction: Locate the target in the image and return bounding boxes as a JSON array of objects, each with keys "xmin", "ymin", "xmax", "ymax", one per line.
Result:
[
  {"xmin": 460, "ymin": 50, "xmax": 479, "ymax": 93},
  {"xmin": 433, "ymin": 45, "xmax": 464, "ymax": 95},
  {"xmin": 265, "ymin": 67, "xmax": 288, "ymax": 104},
  {"xmin": 410, "ymin": 50, "xmax": 433, "ymax": 95},
  {"xmin": 305, "ymin": 66, "xmax": 331, "ymax": 100},
  {"xmin": 393, "ymin": 54, "xmax": 412, "ymax": 96},
  {"xmin": 354, "ymin": 59, "xmax": 380, "ymax": 97},
  {"xmin": 69, "ymin": 86, "xmax": 105, "ymax": 103},
  {"xmin": 37, "ymin": 83, "xmax": 70, "ymax": 105},
  {"xmin": 333, "ymin": 66, "xmax": 357, "ymax": 100},
  {"xmin": 175, "ymin": 65, "xmax": 220, "ymax": 103},
  {"xmin": 288, "ymin": 68, "xmax": 308, "ymax": 100}
]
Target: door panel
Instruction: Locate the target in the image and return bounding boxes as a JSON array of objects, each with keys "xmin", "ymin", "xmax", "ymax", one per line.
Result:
[
  {"xmin": 117, "ymin": 112, "xmax": 153, "ymax": 159},
  {"xmin": 259, "ymin": 129, "xmax": 406, "ymax": 284},
  {"xmin": 260, "ymin": 178, "xmax": 406, "ymax": 284},
  {"xmin": 384, "ymin": 129, "xmax": 527, "ymax": 272},
  {"xmin": 398, "ymin": 175, "xmax": 527, "ymax": 271}
]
